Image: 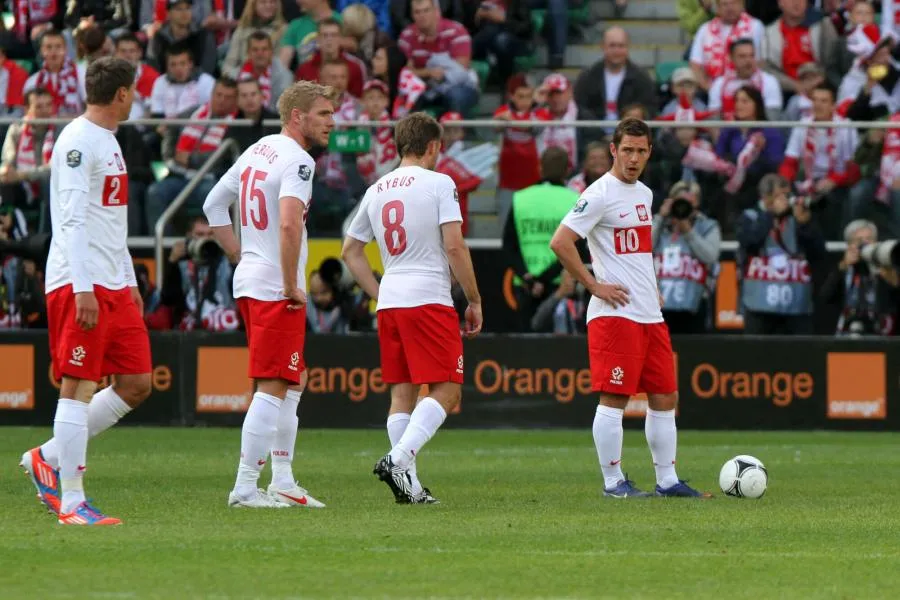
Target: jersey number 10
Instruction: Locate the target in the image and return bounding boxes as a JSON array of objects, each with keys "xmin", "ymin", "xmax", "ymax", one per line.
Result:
[{"xmin": 613, "ymin": 226, "xmax": 651, "ymax": 255}]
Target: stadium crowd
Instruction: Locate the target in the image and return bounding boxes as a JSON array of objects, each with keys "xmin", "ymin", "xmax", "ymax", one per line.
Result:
[{"xmin": 0, "ymin": 0, "xmax": 897, "ymax": 335}]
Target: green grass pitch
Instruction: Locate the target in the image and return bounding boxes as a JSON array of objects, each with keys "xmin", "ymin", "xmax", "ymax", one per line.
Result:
[{"xmin": 1, "ymin": 427, "xmax": 899, "ymax": 599}]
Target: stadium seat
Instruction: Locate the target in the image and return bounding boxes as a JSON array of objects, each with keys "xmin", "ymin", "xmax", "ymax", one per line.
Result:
[
  {"xmin": 655, "ymin": 60, "xmax": 688, "ymax": 85},
  {"xmin": 14, "ymin": 59, "xmax": 33, "ymax": 74},
  {"xmin": 472, "ymin": 60, "xmax": 491, "ymax": 91},
  {"xmin": 151, "ymin": 161, "xmax": 169, "ymax": 182},
  {"xmin": 514, "ymin": 54, "xmax": 536, "ymax": 73},
  {"xmin": 1, "ymin": 12, "xmax": 12, "ymax": 30}
]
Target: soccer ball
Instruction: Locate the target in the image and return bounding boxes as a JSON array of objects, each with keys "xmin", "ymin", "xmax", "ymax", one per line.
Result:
[{"xmin": 718, "ymin": 455, "xmax": 768, "ymax": 499}]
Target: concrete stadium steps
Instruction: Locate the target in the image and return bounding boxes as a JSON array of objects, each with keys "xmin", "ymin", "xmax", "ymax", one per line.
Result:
[
  {"xmin": 533, "ymin": 42, "xmax": 686, "ymax": 71},
  {"xmin": 592, "ymin": 0, "xmax": 679, "ymax": 20},
  {"xmin": 586, "ymin": 19, "xmax": 689, "ymax": 46}
]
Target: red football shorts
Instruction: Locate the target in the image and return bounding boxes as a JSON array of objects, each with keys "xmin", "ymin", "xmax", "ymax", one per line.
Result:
[
  {"xmin": 46, "ymin": 284, "xmax": 152, "ymax": 382},
  {"xmin": 587, "ymin": 316, "xmax": 677, "ymax": 396},
  {"xmin": 237, "ymin": 297, "xmax": 305, "ymax": 384},
  {"xmin": 377, "ymin": 304, "xmax": 464, "ymax": 385}
]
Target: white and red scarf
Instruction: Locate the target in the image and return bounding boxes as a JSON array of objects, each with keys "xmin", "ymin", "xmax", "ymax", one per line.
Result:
[
  {"xmin": 700, "ymin": 12, "xmax": 755, "ymax": 80},
  {"xmin": 14, "ymin": 0, "xmax": 57, "ymax": 40},
  {"xmin": 356, "ymin": 109, "xmax": 398, "ymax": 185},
  {"xmin": 724, "ymin": 132, "xmax": 766, "ymax": 194},
  {"xmin": 537, "ymin": 100, "xmax": 578, "ymax": 170},
  {"xmin": 877, "ymin": 113, "xmax": 900, "ymax": 202},
  {"xmin": 798, "ymin": 115, "xmax": 842, "ymax": 194},
  {"xmin": 681, "ymin": 139, "xmax": 736, "ymax": 176},
  {"xmin": 156, "ymin": 0, "xmax": 230, "ymax": 44},
  {"xmin": 718, "ymin": 70, "xmax": 764, "ymax": 120},
  {"xmin": 35, "ymin": 59, "xmax": 81, "ymax": 116},
  {"xmin": 15, "ymin": 123, "xmax": 54, "ymax": 198},
  {"xmin": 239, "ymin": 61, "xmax": 272, "ymax": 106},
  {"xmin": 392, "ymin": 67, "xmax": 426, "ymax": 119},
  {"xmin": 175, "ymin": 104, "xmax": 233, "ymax": 154}
]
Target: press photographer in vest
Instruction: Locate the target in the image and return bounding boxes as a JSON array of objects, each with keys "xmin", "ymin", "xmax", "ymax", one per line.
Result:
[
  {"xmin": 652, "ymin": 181, "xmax": 722, "ymax": 333},
  {"xmin": 502, "ymin": 147, "xmax": 579, "ymax": 331},
  {"xmin": 737, "ymin": 173, "xmax": 826, "ymax": 335},
  {"xmin": 820, "ymin": 220, "xmax": 900, "ymax": 337}
]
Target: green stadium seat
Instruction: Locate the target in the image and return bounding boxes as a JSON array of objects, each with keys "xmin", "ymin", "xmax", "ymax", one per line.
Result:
[
  {"xmin": 2, "ymin": 12, "xmax": 13, "ymax": 30},
  {"xmin": 151, "ymin": 161, "xmax": 169, "ymax": 182},
  {"xmin": 472, "ymin": 59, "xmax": 491, "ymax": 91},
  {"xmin": 568, "ymin": 4, "xmax": 589, "ymax": 25},
  {"xmin": 14, "ymin": 59, "xmax": 33, "ymax": 74},
  {"xmin": 514, "ymin": 54, "xmax": 536, "ymax": 73},
  {"xmin": 655, "ymin": 60, "xmax": 689, "ymax": 85},
  {"xmin": 531, "ymin": 10, "xmax": 546, "ymax": 34}
]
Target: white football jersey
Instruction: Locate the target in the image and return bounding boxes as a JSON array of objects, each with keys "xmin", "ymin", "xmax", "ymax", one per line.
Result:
[
  {"xmin": 561, "ymin": 172, "xmax": 663, "ymax": 324},
  {"xmin": 346, "ymin": 165, "xmax": 462, "ymax": 310},
  {"xmin": 205, "ymin": 134, "xmax": 315, "ymax": 301},
  {"xmin": 46, "ymin": 117, "xmax": 132, "ymax": 294}
]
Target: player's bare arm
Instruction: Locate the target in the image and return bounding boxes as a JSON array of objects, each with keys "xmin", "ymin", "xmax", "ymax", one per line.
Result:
[
  {"xmin": 341, "ymin": 237, "xmax": 380, "ymax": 299},
  {"xmin": 279, "ymin": 195, "xmax": 306, "ymax": 308},
  {"xmin": 442, "ymin": 221, "xmax": 482, "ymax": 337},
  {"xmin": 550, "ymin": 224, "xmax": 630, "ymax": 308}
]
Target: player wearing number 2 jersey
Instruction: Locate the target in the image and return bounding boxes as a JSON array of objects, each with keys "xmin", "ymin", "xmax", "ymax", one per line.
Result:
[
  {"xmin": 203, "ymin": 81, "xmax": 336, "ymax": 509},
  {"xmin": 342, "ymin": 113, "xmax": 483, "ymax": 504},
  {"xmin": 550, "ymin": 118, "xmax": 712, "ymax": 499},
  {"xmin": 19, "ymin": 58, "xmax": 151, "ymax": 526}
]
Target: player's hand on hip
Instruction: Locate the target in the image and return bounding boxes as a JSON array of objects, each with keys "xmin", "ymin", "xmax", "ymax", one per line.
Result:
[
  {"xmin": 463, "ymin": 302, "xmax": 483, "ymax": 338},
  {"xmin": 590, "ymin": 282, "xmax": 630, "ymax": 308},
  {"xmin": 658, "ymin": 289, "xmax": 665, "ymax": 308},
  {"xmin": 283, "ymin": 288, "xmax": 307, "ymax": 310},
  {"xmin": 75, "ymin": 291, "xmax": 100, "ymax": 330},
  {"xmin": 130, "ymin": 286, "xmax": 144, "ymax": 315}
]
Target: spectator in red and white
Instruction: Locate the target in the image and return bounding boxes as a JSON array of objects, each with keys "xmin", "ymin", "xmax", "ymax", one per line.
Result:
[
  {"xmin": 0, "ymin": 87, "xmax": 55, "ymax": 211},
  {"xmin": 833, "ymin": 0, "xmax": 876, "ymax": 76},
  {"xmin": 574, "ymin": 27, "xmax": 658, "ymax": 130},
  {"xmin": 146, "ymin": 0, "xmax": 218, "ymax": 75},
  {"xmin": 74, "ymin": 25, "xmax": 115, "ymax": 99},
  {"xmin": 471, "ymin": 0, "xmax": 533, "ymax": 88},
  {"xmin": 689, "ymin": 0, "xmax": 765, "ymax": 92},
  {"xmin": 114, "ymin": 33, "xmax": 160, "ymax": 121},
  {"xmin": 882, "ymin": 0, "xmax": 900, "ymax": 43},
  {"xmin": 297, "ymin": 18, "xmax": 367, "ymax": 98},
  {"xmin": 23, "ymin": 30, "xmax": 84, "ymax": 116},
  {"xmin": 660, "ymin": 67, "xmax": 707, "ymax": 117},
  {"xmin": 536, "ymin": 73, "xmax": 578, "ymax": 173},
  {"xmin": 780, "ymin": 82, "xmax": 860, "ymax": 238},
  {"xmin": 147, "ymin": 76, "xmax": 239, "ymax": 233},
  {"xmin": 839, "ymin": 24, "xmax": 900, "ymax": 120},
  {"xmin": 567, "ymin": 141, "xmax": 612, "ymax": 195},
  {"xmin": 222, "ymin": 0, "xmax": 286, "ymax": 77},
  {"xmin": 398, "ymin": 0, "xmax": 479, "ymax": 115},
  {"xmin": 150, "ymin": 44, "xmax": 216, "ymax": 119},
  {"xmin": 784, "ymin": 62, "xmax": 825, "ymax": 122},
  {"xmin": 761, "ymin": 0, "xmax": 841, "ymax": 94},
  {"xmin": 494, "ymin": 74, "xmax": 547, "ymax": 195},
  {"xmin": 229, "ymin": 30, "xmax": 292, "ymax": 111},
  {"xmin": 11, "ymin": 0, "xmax": 64, "ymax": 51},
  {"xmin": 356, "ymin": 79, "xmax": 399, "ymax": 185},
  {"xmin": 708, "ymin": 38, "xmax": 783, "ymax": 120},
  {"xmin": 0, "ymin": 37, "xmax": 30, "ymax": 118},
  {"xmin": 226, "ymin": 76, "xmax": 280, "ymax": 151},
  {"xmin": 140, "ymin": 0, "xmax": 238, "ymax": 44}
]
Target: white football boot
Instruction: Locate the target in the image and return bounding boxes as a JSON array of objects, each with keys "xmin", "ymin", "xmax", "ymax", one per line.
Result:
[
  {"xmin": 228, "ymin": 488, "xmax": 288, "ymax": 508},
  {"xmin": 267, "ymin": 482, "xmax": 326, "ymax": 508}
]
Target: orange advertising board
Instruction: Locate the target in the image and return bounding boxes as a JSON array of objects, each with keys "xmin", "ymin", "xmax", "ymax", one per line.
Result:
[
  {"xmin": 196, "ymin": 347, "xmax": 253, "ymax": 413},
  {"xmin": 0, "ymin": 344, "xmax": 35, "ymax": 410},
  {"xmin": 827, "ymin": 353, "xmax": 886, "ymax": 420}
]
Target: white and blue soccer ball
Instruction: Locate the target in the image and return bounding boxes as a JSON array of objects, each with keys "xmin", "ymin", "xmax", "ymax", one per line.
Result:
[{"xmin": 718, "ymin": 455, "xmax": 768, "ymax": 499}]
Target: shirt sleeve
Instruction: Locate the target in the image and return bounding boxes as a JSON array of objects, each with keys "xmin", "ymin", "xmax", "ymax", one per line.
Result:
[
  {"xmin": 281, "ymin": 21, "xmax": 299, "ymax": 47},
  {"xmin": 688, "ymin": 24, "xmax": 706, "ymax": 64},
  {"xmin": 708, "ymin": 78, "xmax": 723, "ymax": 111},
  {"xmin": 59, "ymin": 188, "xmax": 94, "ymax": 293},
  {"xmin": 150, "ymin": 79, "xmax": 164, "ymax": 115},
  {"xmin": 449, "ymin": 23, "xmax": 472, "ymax": 60},
  {"xmin": 55, "ymin": 142, "xmax": 93, "ymax": 193},
  {"xmin": 279, "ymin": 156, "xmax": 314, "ymax": 205},
  {"xmin": 203, "ymin": 162, "xmax": 240, "ymax": 227},
  {"xmin": 763, "ymin": 75, "xmax": 783, "ymax": 109},
  {"xmin": 560, "ymin": 185, "xmax": 606, "ymax": 239},
  {"xmin": 346, "ymin": 192, "xmax": 375, "ymax": 243},
  {"xmin": 436, "ymin": 174, "xmax": 463, "ymax": 224},
  {"xmin": 397, "ymin": 28, "xmax": 413, "ymax": 58},
  {"xmin": 785, "ymin": 126, "xmax": 803, "ymax": 159}
]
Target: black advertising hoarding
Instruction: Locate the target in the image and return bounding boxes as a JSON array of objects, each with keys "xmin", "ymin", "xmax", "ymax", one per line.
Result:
[{"xmin": 1, "ymin": 332, "xmax": 897, "ymax": 430}]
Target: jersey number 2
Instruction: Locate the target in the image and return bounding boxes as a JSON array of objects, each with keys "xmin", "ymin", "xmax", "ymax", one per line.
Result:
[
  {"xmin": 382, "ymin": 200, "xmax": 407, "ymax": 256},
  {"xmin": 101, "ymin": 174, "xmax": 128, "ymax": 207},
  {"xmin": 240, "ymin": 167, "xmax": 269, "ymax": 230}
]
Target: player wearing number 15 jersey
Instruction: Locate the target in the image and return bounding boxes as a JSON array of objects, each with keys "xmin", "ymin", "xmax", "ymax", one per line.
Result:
[
  {"xmin": 550, "ymin": 118, "xmax": 712, "ymax": 499},
  {"xmin": 203, "ymin": 81, "xmax": 336, "ymax": 509},
  {"xmin": 342, "ymin": 113, "xmax": 483, "ymax": 504}
]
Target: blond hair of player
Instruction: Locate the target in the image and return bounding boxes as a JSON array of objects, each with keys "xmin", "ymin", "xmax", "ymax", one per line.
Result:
[{"xmin": 203, "ymin": 81, "xmax": 337, "ymax": 508}]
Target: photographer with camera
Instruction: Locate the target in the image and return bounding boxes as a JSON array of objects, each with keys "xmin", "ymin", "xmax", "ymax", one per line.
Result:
[
  {"xmin": 737, "ymin": 173, "xmax": 826, "ymax": 335},
  {"xmin": 312, "ymin": 257, "xmax": 376, "ymax": 333},
  {"xmin": 148, "ymin": 216, "xmax": 238, "ymax": 331},
  {"xmin": 821, "ymin": 220, "xmax": 900, "ymax": 336},
  {"xmin": 652, "ymin": 181, "xmax": 721, "ymax": 334}
]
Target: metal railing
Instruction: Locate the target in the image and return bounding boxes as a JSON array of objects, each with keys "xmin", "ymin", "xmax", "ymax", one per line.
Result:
[{"xmin": 153, "ymin": 139, "xmax": 241, "ymax": 286}]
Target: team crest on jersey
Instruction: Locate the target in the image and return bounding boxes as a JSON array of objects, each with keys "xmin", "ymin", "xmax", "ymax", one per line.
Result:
[
  {"xmin": 573, "ymin": 198, "xmax": 588, "ymax": 214},
  {"xmin": 114, "ymin": 153, "xmax": 124, "ymax": 171},
  {"xmin": 298, "ymin": 164, "xmax": 311, "ymax": 181},
  {"xmin": 66, "ymin": 150, "xmax": 82, "ymax": 168},
  {"xmin": 453, "ymin": 188, "xmax": 459, "ymax": 203},
  {"xmin": 636, "ymin": 205, "xmax": 649, "ymax": 222}
]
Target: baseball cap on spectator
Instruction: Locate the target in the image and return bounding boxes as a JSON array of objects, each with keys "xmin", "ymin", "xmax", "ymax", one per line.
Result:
[
  {"xmin": 671, "ymin": 67, "xmax": 697, "ymax": 86},
  {"xmin": 439, "ymin": 111, "xmax": 463, "ymax": 123},
  {"xmin": 847, "ymin": 23, "xmax": 894, "ymax": 60},
  {"xmin": 797, "ymin": 62, "xmax": 824, "ymax": 79},
  {"xmin": 542, "ymin": 73, "xmax": 570, "ymax": 93},
  {"xmin": 363, "ymin": 79, "xmax": 389, "ymax": 95}
]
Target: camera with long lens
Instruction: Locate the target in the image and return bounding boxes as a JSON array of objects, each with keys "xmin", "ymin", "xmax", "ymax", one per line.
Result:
[
  {"xmin": 186, "ymin": 236, "xmax": 223, "ymax": 265},
  {"xmin": 859, "ymin": 239, "xmax": 900, "ymax": 270},
  {"xmin": 670, "ymin": 197, "xmax": 693, "ymax": 220}
]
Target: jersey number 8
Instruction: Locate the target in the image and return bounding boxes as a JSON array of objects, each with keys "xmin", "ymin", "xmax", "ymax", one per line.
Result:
[{"xmin": 382, "ymin": 200, "xmax": 407, "ymax": 256}]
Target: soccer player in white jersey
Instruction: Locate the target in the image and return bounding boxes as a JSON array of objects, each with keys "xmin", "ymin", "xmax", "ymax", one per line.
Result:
[
  {"xmin": 342, "ymin": 112, "xmax": 483, "ymax": 504},
  {"xmin": 203, "ymin": 81, "xmax": 336, "ymax": 508},
  {"xmin": 19, "ymin": 58, "xmax": 153, "ymax": 526},
  {"xmin": 550, "ymin": 118, "xmax": 712, "ymax": 498}
]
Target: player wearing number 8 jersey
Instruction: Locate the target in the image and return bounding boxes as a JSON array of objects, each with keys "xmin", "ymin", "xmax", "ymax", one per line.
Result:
[
  {"xmin": 342, "ymin": 112, "xmax": 483, "ymax": 504},
  {"xmin": 203, "ymin": 81, "xmax": 337, "ymax": 509},
  {"xmin": 550, "ymin": 118, "xmax": 712, "ymax": 499}
]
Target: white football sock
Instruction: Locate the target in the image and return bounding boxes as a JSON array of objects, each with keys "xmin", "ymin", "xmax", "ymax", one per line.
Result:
[
  {"xmin": 234, "ymin": 392, "xmax": 281, "ymax": 498},
  {"xmin": 271, "ymin": 389, "xmax": 301, "ymax": 488},
  {"xmin": 40, "ymin": 386, "xmax": 133, "ymax": 470},
  {"xmin": 646, "ymin": 408, "xmax": 679, "ymax": 488},
  {"xmin": 593, "ymin": 404, "xmax": 625, "ymax": 489},
  {"xmin": 54, "ymin": 399, "xmax": 89, "ymax": 513},
  {"xmin": 389, "ymin": 398, "xmax": 446, "ymax": 469},
  {"xmin": 387, "ymin": 412, "xmax": 421, "ymax": 494}
]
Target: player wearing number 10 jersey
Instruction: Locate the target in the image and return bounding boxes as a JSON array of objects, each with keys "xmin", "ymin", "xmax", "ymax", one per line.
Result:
[
  {"xmin": 342, "ymin": 113, "xmax": 483, "ymax": 504},
  {"xmin": 550, "ymin": 118, "xmax": 712, "ymax": 499},
  {"xmin": 203, "ymin": 81, "xmax": 337, "ymax": 509}
]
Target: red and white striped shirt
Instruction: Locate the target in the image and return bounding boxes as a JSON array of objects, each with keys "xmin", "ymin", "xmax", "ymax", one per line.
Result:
[{"xmin": 397, "ymin": 18, "xmax": 471, "ymax": 69}]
